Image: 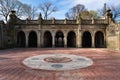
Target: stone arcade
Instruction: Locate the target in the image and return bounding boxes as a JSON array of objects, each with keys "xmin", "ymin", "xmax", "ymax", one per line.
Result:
[{"xmin": 0, "ymin": 10, "xmax": 120, "ymax": 50}]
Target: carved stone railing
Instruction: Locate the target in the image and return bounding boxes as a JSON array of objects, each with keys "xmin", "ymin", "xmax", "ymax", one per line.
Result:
[
  {"xmin": 42, "ymin": 20, "xmax": 52, "ymax": 24},
  {"xmin": 81, "ymin": 20, "xmax": 92, "ymax": 24},
  {"xmin": 81, "ymin": 19, "xmax": 108, "ymax": 25},
  {"xmin": 94, "ymin": 19, "xmax": 108, "ymax": 24},
  {"xmin": 18, "ymin": 20, "xmax": 39, "ymax": 25},
  {"xmin": 42, "ymin": 19, "xmax": 76, "ymax": 25},
  {"xmin": 54, "ymin": 20, "xmax": 64, "ymax": 24},
  {"xmin": 16, "ymin": 18, "xmax": 108, "ymax": 25},
  {"xmin": 66, "ymin": 20, "xmax": 76, "ymax": 24}
]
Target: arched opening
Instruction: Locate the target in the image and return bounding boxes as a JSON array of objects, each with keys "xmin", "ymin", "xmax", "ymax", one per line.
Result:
[
  {"xmin": 55, "ymin": 31, "xmax": 64, "ymax": 47},
  {"xmin": 28, "ymin": 31, "xmax": 37, "ymax": 47},
  {"xmin": 82, "ymin": 31, "xmax": 92, "ymax": 48},
  {"xmin": 17, "ymin": 31, "xmax": 25, "ymax": 47},
  {"xmin": 44, "ymin": 31, "xmax": 52, "ymax": 47},
  {"xmin": 95, "ymin": 31, "xmax": 104, "ymax": 48},
  {"xmin": 67, "ymin": 31, "xmax": 76, "ymax": 47}
]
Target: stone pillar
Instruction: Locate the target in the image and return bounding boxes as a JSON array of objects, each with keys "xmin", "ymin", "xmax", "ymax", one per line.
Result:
[
  {"xmin": 118, "ymin": 31, "xmax": 120, "ymax": 50},
  {"xmin": 78, "ymin": 25, "xmax": 82, "ymax": 48},
  {"xmin": 92, "ymin": 34, "xmax": 95, "ymax": 48},
  {"xmin": 64, "ymin": 32, "xmax": 67, "ymax": 48},
  {"xmin": 64, "ymin": 30, "xmax": 68, "ymax": 48},
  {"xmin": 79, "ymin": 31, "xmax": 82, "ymax": 48},
  {"xmin": 76, "ymin": 30, "xmax": 80, "ymax": 48},
  {"xmin": 37, "ymin": 30, "xmax": 41, "ymax": 48},
  {"xmin": 116, "ymin": 30, "xmax": 119, "ymax": 50},
  {"xmin": 25, "ymin": 31, "xmax": 29, "ymax": 48},
  {"xmin": 52, "ymin": 33, "xmax": 55, "ymax": 48},
  {"xmin": 14, "ymin": 31, "xmax": 18, "ymax": 47},
  {"xmin": 40, "ymin": 31, "xmax": 44, "ymax": 47},
  {"xmin": 119, "ymin": 31, "xmax": 120, "ymax": 50},
  {"xmin": 1, "ymin": 26, "xmax": 3, "ymax": 48}
]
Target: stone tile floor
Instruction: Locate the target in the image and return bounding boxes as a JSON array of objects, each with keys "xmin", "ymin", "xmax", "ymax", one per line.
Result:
[{"xmin": 0, "ymin": 48, "xmax": 120, "ymax": 80}]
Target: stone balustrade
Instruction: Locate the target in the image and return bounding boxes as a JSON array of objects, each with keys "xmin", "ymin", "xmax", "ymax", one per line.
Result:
[{"xmin": 18, "ymin": 18, "xmax": 108, "ymax": 25}]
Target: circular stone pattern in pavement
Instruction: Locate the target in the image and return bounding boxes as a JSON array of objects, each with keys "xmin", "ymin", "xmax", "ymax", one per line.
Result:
[
  {"xmin": 44, "ymin": 56, "xmax": 72, "ymax": 63},
  {"xmin": 23, "ymin": 54, "xmax": 93, "ymax": 71}
]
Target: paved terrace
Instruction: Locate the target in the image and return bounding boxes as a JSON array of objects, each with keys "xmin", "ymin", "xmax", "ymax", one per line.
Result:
[{"xmin": 0, "ymin": 48, "xmax": 120, "ymax": 80}]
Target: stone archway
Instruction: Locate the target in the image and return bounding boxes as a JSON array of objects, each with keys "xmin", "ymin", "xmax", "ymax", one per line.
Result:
[
  {"xmin": 17, "ymin": 31, "xmax": 25, "ymax": 47},
  {"xmin": 82, "ymin": 31, "xmax": 92, "ymax": 48},
  {"xmin": 95, "ymin": 31, "xmax": 104, "ymax": 48},
  {"xmin": 55, "ymin": 31, "xmax": 64, "ymax": 47},
  {"xmin": 28, "ymin": 31, "xmax": 37, "ymax": 47},
  {"xmin": 67, "ymin": 31, "xmax": 76, "ymax": 47},
  {"xmin": 44, "ymin": 31, "xmax": 52, "ymax": 47}
]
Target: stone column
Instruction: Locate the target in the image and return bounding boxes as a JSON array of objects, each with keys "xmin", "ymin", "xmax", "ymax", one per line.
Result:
[
  {"xmin": 52, "ymin": 30, "xmax": 55, "ymax": 48},
  {"xmin": 37, "ymin": 30, "xmax": 41, "ymax": 48},
  {"xmin": 116, "ymin": 30, "xmax": 119, "ymax": 50},
  {"xmin": 64, "ymin": 36, "xmax": 67, "ymax": 47},
  {"xmin": 52, "ymin": 32, "xmax": 55, "ymax": 48},
  {"xmin": 14, "ymin": 31, "xmax": 18, "ymax": 47},
  {"xmin": 76, "ymin": 30, "xmax": 80, "ymax": 48},
  {"xmin": 25, "ymin": 31, "xmax": 29, "ymax": 48},
  {"xmin": 40, "ymin": 31, "xmax": 44, "ymax": 47},
  {"xmin": 118, "ymin": 31, "xmax": 120, "ymax": 50},
  {"xmin": 64, "ymin": 32, "xmax": 67, "ymax": 48},
  {"xmin": 1, "ymin": 26, "xmax": 3, "ymax": 48},
  {"xmin": 79, "ymin": 31, "xmax": 82, "ymax": 48},
  {"xmin": 92, "ymin": 34, "xmax": 95, "ymax": 48},
  {"xmin": 119, "ymin": 31, "xmax": 120, "ymax": 50},
  {"xmin": 78, "ymin": 25, "xmax": 82, "ymax": 48}
]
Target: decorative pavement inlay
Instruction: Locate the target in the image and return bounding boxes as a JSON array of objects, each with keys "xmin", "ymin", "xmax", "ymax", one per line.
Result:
[{"xmin": 23, "ymin": 53, "xmax": 93, "ymax": 71}]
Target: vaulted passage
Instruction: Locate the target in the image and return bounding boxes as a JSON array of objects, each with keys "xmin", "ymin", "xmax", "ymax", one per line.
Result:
[
  {"xmin": 82, "ymin": 31, "xmax": 92, "ymax": 48},
  {"xmin": 28, "ymin": 31, "xmax": 37, "ymax": 47},
  {"xmin": 55, "ymin": 31, "xmax": 64, "ymax": 47},
  {"xmin": 67, "ymin": 31, "xmax": 76, "ymax": 47},
  {"xmin": 95, "ymin": 31, "xmax": 104, "ymax": 48},
  {"xmin": 44, "ymin": 31, "xmax": 52, "ymax": 47},
  {"xmin": 17, "ymin": 31, "xmax": 25, "ymax": 47}
]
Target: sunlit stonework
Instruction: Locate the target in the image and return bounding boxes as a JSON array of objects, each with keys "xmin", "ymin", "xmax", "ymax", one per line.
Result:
[{"xmin": 0, "ymin": 9, "xmax": 120, "ymax": 50}]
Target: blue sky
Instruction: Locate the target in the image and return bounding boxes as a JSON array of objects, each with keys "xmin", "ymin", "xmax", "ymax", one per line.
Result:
[
  {"xmin": 19, "ymin": 0, "xmax": 120, "ymax": 19},
  {"xmin": 0, "ymin": 0, "xmax": 119, "ymax": 20}
]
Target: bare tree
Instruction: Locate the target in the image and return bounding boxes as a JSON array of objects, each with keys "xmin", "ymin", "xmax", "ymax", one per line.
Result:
[
  {"xmin": 22, "ymin": 4, "xmax": 37, "ymax": 20},
  {"xmin": 89, "ymin": 10, "xmax": 99, "ymax": 19},
  {"xmin": 108, "ymin": 5, "xmax": 120, "ymax": 21},
  {"xmin": 98, "ymin": 3, "xmax": 120, "ymax": 22},
  {"xmin": 0, "ymin": 0, "xmax": 25, "ymax": 22},
  {"xmin": 78, "ymin": 10, "xmax": 99, "ymax": 19},
  {"xmin": 80, "ymin": 11, "xmax": 91, "ymax": 19},
  {"xmin": 65, "ymin": 4, "xmax": 87, "ymax": 20},
  {"xmin": 97, "ymin": 3, "xmax": 107, "ymax": 17},
  {"xmin": 38, "ymin": 1, "xmax": 57, "ymax": 20}
]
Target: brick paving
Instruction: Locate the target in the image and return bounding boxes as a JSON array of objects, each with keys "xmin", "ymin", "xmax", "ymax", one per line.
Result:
[{"xmin": 0, "ymin": 48, "xmax": 120, "ymax": 80}]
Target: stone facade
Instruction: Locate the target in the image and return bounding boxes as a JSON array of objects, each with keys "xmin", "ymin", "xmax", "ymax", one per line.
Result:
[
  {"xmin": 0, "ymin": 10, "xmax": 120, "ymax": 50},
  {"xmin": 0, "ymin": 21, "xmax": 6, "ymax": 49}
]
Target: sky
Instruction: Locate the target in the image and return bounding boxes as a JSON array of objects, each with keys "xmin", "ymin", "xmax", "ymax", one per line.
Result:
[
  {"xmin": 0, "ymin": 0, "xmax": 120, "ymax": 20},
  {"xmin": 19, "ymin": 0, "xmax": 120, "ymax": 19}
]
